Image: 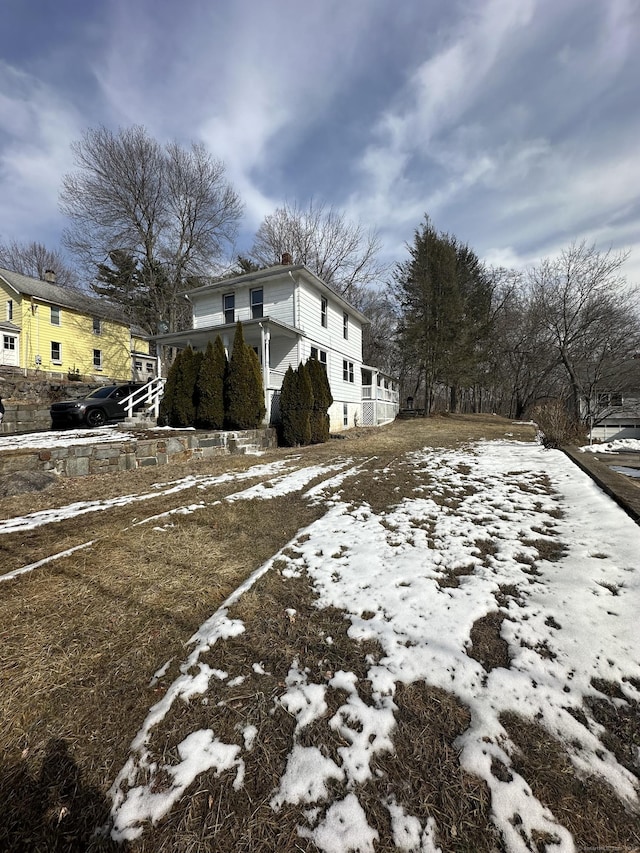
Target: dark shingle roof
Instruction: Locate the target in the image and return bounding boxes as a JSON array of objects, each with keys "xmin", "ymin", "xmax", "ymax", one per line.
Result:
[{"xmin": 0, "ymin": 266, "xmax": 138, "ymax": 327}]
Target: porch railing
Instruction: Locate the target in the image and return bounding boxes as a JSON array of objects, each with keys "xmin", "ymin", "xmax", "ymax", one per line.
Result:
[
  {"xmin": 361, "ymin": 385, "xmax": 399, "ymax": 403},
  {"xmin": 123, "ymin": 377, "xmax": 167, "ymax": 420}
]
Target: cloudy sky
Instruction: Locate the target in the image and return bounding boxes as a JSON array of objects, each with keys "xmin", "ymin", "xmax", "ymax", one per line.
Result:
[{"xmin": 1, "ymin": 0, "xmax": 639, "ymax": 284}]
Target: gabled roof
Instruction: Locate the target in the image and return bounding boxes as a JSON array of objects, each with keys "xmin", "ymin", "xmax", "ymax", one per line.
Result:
[
  {"xmin": 185, "ymin": 264, "xmax": 371, "ymax": 325},
  {"xmin": 0, "ymin": 266, "xmax": 140, "ymax": 328}
]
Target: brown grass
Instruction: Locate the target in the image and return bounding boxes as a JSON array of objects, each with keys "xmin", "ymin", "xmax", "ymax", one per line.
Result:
[{"xmin": 2, "ymin": 414, "xmax": 634, "ymax": 851}]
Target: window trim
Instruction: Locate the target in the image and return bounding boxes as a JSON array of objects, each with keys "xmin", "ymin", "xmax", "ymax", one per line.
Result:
[
  {"xmin": 93, "ymin": 348, "xmax": 103, "ymax": 370},
  {"xmin": 223, "ymin": 293, "xmax": 235, "ymax": 324},
  {"xmin": 50, "ymin": 306, "xmax": 61, "ymax": 326},
  {"xmin": 92, "ymin": 317, "xmax": 102, "ymax": 335},
  {"xmin": 342, "ymin": 359, "xmax": 354, "ymax": 383},
  {"xmin": 343, "ymin": 312, "xmax": 348, "ymax": 339},
  {"xmin": 6, "ymin": 300, "xmax": 12, "ymax": 321},
  {"xmin": 51, "ymin": 341, "xmax": 62, "ymax": 363},
  {"xmin": 251, "ymin": 287, "xmax": 263, "ymax": 319},
  {"xmin": 321, "ymin": 296, "xmax": 328, "ymax": 328}
]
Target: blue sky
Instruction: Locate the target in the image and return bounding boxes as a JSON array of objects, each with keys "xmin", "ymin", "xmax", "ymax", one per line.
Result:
[{"xmin": 1, "ymin": 0, "xmax": 639, "ymax": 284}]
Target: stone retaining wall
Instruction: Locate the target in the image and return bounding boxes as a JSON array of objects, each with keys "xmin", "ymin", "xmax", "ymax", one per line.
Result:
[
  {"xmin": 0, "ymin": 428, "xmax": 278, "ymax": 478},
  {"xmin": 0, "ymin": 404, "xmax": 52, "ymax": 434}
]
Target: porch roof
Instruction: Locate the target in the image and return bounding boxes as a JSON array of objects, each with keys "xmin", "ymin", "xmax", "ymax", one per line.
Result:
[
  {"xmin": 0, "ymin": 321, "xmax": 20, "ymax": 333},
  {"xmin": 151, "ymin": 316, "xmax": 303, "ymax": 350}
]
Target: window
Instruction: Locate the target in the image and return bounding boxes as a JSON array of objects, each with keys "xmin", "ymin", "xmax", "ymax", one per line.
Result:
[
  {"xmin": 146, "ymin": 361, "xmax": 154, "ymax": 373},
  {"xmin": 6, "ymin": 300, "xmax": 12, "ymax": 321},
  {"xmin": 310, "ymin": 347, "xmax": 327, "ymax": 368},
  {"xmin": 50, "ymin": 306, "xmax": 61, "ymax": 326},
  {"xmin": 134, "ymin": 360, "xmax": 143, "ymax": 371},
  {"xmin": 93, "ymin": 349, "xmax": 103, "ymax": 369},
  {"xmin": 321, "ymin": 296, "xmax": 327, "ymax": 328},
  {"xmin": 3, "ymin": 335, "xmax": 15, "ymax": 350},
  {"xmin": 93, "ymin": 317, "xmax": 102, "ymax": 335},
  {"xmin": 343, "ymin": 312, "xmax": 348, "ymax": 339},
  {"xmin": 597, "ymin": 392, "xmax": 623, "ymax": 408},
  {"xmin": 343, "ymin": 360, "xmax": 354, "ymax": 383},
  {"xmin": 51, "ymin": 341, "xmax": 62, "ymax": 363},
  {"xmin": 343, "ymin": 404, "xmax": 348, "ymax": 427},
  {"xmin": 224, "ymin": 293, "xmax": 235, "ymax": 324},
  {"xmin": 251, "ymin": 288, "xmax": 263, "ymax": 319}
]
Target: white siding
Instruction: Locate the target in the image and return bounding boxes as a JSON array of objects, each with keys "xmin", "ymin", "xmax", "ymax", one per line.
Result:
[{"xmin": 191, "ymin": 276, "xmax": 295, "ymax": 328}]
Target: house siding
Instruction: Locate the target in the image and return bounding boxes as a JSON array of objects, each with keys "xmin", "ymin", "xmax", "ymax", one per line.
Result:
[
  {"xmin": 0, "ymin": 280, "xmax": 148, "ymax": 380},
  {"xmin": 192, "ymin": 276, "xmax": 295, "ymax": 328}
]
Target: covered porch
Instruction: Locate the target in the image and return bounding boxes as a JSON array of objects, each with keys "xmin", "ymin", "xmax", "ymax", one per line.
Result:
[{"xmin": 361, "ymin": 366, "xmax": 399, "ymax": 426}]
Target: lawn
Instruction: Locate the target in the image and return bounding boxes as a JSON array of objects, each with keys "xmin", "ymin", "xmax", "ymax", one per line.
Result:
[{"xmin": 1, "ymin": 415, "xmax": 639, "ymax": 852}]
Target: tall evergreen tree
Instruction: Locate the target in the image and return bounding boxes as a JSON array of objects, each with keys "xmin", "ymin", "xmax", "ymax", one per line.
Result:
[
  {"xmin": 172, "ymin": 346, "xmax": 201, "ymax": 427},
  {"xmin": 195, "ymin": 338, "xmax": 226, "ymax": 429},
  {"xmin": 158, "ymin": 349, "xmax": 182, "ymax": 426},
  {"xmin": 307, "ymin": 357, "xmax": 333, "ymax": 443},
  {"xmin": 226, "ymin": 322, "xmax": 265, "ymax": 429},
  {"xmin": 394, "ymin": 218, "xmax": 494, "ymax": 412}
]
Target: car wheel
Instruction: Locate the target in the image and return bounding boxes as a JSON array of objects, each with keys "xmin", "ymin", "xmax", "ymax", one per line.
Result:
[{"xmin": 86, "ymin": 408, "xmax": 107, "ymax": 427}]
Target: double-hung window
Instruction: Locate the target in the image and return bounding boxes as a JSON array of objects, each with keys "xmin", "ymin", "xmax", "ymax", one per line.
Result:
[
  {"xmin": 93, "ymin": 349, "xmax": 103, "ymax": 369},
  {"xmin": 224, "ymin": 293, "xmax": 235, "ymax": 324},
  {"xmin": 321, "ymin": 296, "xmax": 327, "ymax": 328},
  {"xmin": 343, "ymin": 312, "xmax": 348, "ymax": 339},
  {"xmin": 50, "ymin": 306, "xmax": 61, "ymax": 326},
  {"xmin": 51, "ymin": 341, "xmax": 62, "ymax": 363},
  {"xmin": 343, "ymin": 360, "xmax": 354, "ymax": 383},
  {"xmin": 251, "ymin": 288, "xmax": 263, "ymax": 319},
  {"xmin": 6, "ymin": 300, "xmax": 12, "ymax": 321},
  {"xmin": 93, "ymin": 317, "xmax": 102, "ymax": 335}
]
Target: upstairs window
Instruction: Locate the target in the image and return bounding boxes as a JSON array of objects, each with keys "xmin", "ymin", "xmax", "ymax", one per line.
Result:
[
  {"xmin": 251, "ymin": 288, "xmax": 263, "ymax": 319},
  {"xmin": 6, "ymin": 300, "xmax": 12, "ymax": 321},
  {"xmin": 321, "ymin": 296, "xmax": 327, "ymax": 328},
  {"xmin": 50, "ymin": 306, "xmax": 61, "ymax": 326},
  {"xmin": 343, "ymin": 312, "xmax": 348, "ymax": 339},
  {"xmin": 224, "ymin": 293, "xmax": 235, "ymax": 324},
  {"xmin": 93, "ymin": 317, "xmax": 102, "ymax": 335}
]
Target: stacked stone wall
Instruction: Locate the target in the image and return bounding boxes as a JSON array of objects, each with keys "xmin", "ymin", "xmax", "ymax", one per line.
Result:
[{"xmin": 0, "ymin": 428, "xmax": 277, "ymax": 478}]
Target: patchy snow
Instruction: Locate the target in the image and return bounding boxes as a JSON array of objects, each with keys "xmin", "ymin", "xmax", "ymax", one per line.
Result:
[
  {"xmin": 0, "ymin": 426, "xmax": 137, "ymax": 451},
  {"xmin": 104, "ymin": 439, "xmax": 640, "ymax": 850},
  {"xmin": 581, "ymin": 438, "xmax": 640, "ymax": 454}
]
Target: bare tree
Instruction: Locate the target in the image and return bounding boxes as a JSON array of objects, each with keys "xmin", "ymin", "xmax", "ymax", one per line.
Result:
[
  {"xmin": 527, "ymin": 241, "xmax": 640, "ymax": 423},
  {"xmin": 0, "ymin": 239, "xmax": 80, "ymax": 288},
  {"xmin": 249, "ymin": 199, "xmax": 387, "ymax": 303},
  {"xmin": 60, "ymin": 125, "xmax": 243, "ymax": 334}
]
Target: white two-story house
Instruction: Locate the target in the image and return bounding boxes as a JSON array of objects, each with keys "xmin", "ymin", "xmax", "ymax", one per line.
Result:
[{"xmin": 154, "ymin": 260, "xmax": 398, "ymax": 431}]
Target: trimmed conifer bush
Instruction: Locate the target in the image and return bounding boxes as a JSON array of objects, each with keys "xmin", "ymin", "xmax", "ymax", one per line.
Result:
[
  {"xmin": 279, "ymin": 363, "xmax": 314, "ymax": 446},
  {"xmin": 171, "ymin": 346, "xmax": 201, "ymax": 427},
  {"xmin": 226, "ymin": 321, "xmax": 265, "ymax": 429},
  {"xmin": 306, "ymin": 357, "xmax": 333, "ymax": 443},
  {"xmin": 195, "ymin": 338, "xmax": 226, "ymax": 429},
  {"xmin": 158, "ymin": 349, "xmax": 181, "ymax": 426}
]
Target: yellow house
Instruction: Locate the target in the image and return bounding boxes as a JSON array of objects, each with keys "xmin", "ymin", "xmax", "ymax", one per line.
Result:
[{"xmin": 0, "ymin": 266, "xmax": 155, "ymax": 381}]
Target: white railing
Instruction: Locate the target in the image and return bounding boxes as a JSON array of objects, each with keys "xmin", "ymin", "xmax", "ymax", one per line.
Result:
[
  {"xmin": 123, "ymin": 377, "xmax": 167, "ymax": 420},
  {"xmin": 361, "ymin": 385, "xmax": 399, "ymax": 403}
]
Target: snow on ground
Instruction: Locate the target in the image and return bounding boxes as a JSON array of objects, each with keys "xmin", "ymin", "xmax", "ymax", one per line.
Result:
[
  {"xmin": 104, "ymin": 440, "xmax": 640, "ymax": 851},
  {"xmin": 0, "ymin": 426, "xmax": 139, "ymax": 451},
  {"xmin": 581, "ymin": 438, "xmax": 640, "ymax": 454}
]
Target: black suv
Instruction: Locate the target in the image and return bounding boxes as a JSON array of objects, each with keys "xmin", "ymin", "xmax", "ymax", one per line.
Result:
[{"xmin": 50, "ymin": 384, "xmax": 145, "ymax": 428}]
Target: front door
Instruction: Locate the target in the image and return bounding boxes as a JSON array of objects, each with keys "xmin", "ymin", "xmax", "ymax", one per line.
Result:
[{"xmin": 1, "ymin": 333, "xmax": 19, "ymax": 366}]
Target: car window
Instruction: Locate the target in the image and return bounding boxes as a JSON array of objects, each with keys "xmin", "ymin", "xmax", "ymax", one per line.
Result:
[{"xmin": 87, "ymin": 387, "xmax": 117, "ymax": 399}]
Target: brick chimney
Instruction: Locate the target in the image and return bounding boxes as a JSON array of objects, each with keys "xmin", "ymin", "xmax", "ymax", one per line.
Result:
[
  {"xmin": 44, "ymin": 269, "xmax": 56, "ymax": 284},
  {"xmin": 281, "ymin": 252, "xmax": 293, "ymax": 266}
]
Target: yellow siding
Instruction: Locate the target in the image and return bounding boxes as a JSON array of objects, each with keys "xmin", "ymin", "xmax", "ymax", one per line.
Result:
[
  {"xmin": 131, "ymin": 335, "xmax": 150, "ymax": 355},
  {"xmin": 0, "ymin": 281, "xmax": 139, "ymax": 381}
]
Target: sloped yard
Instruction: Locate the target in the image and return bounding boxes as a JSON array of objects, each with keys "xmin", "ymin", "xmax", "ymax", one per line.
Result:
[{"xmin": 1, "ymin": 416, "xmax": 638, "ymax": 852}]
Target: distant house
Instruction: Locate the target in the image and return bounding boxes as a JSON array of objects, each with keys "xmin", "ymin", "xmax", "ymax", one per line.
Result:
[
  {"xmin": 153, "ymin": 260, "xmax": 399, "ymax": 431},
  {"xmin": 0, "ymin": 266, "xmax": 157, "ymax": 382},
  {"xmin": 582, "ymin": 359, "xmax": 640, "ymax": 440}
]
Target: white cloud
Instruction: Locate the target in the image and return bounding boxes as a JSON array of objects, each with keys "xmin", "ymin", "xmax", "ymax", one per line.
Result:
[{"xmin": 0, "ymin": 62, "xmax": 81, "ymax": 244}]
